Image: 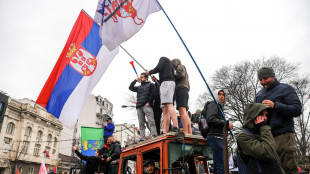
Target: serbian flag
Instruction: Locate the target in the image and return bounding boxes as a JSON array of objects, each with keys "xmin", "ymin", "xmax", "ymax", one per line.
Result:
[
  {"xmin": 94, "ymin": 0, "xmax": 161, "ymax": 51},
  {"xmin": 39, "ymin": 159, "xmax": 48, "ymax": 174},
  {"xmin": 14, "ymin": 165, "xmax": 20, "ymax": 174},
  {"xmin": 43, "ymin": 150, "xmax": 50, "ymax": 157},
  {"xmin": 51, "ymin": 165, "xmax": 57, "ymax": 173},
  {"xmin": 36, "ymin": 10, "xmax": 119, "ymax": 128}
]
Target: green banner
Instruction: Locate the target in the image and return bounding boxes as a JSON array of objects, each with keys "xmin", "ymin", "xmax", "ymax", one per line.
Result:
[{"xmin": 81, "ymin": 127, "xmax": 104, "ymax": 156}]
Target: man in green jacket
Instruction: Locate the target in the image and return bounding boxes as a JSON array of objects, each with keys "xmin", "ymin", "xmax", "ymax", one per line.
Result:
[{"xmin": 236, "ymin": 103, "xmax": 284, "ymax": 174}]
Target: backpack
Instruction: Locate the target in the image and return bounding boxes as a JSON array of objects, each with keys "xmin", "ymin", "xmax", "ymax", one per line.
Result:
[
  {"xmin": 199, "ymin": 101, "xmax": 212, "ymax": 138},
  {"xmin": 237, "ymin": 129, "xmax": 262, "ymax": 174}
]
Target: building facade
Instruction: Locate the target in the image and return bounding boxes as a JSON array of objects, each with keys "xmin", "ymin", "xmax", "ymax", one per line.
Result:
[
  {"xmin": 0, "ymin": 93, "xmax": 62, "ymax": 174},
  {"xmin": 113, "ymin": 124, "xmax": 138, "ymax": 147}
]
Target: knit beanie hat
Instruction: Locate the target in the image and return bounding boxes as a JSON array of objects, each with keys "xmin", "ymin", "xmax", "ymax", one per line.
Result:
[{"xmin": 257, "ymin": 67, "xmax": 275, "ymax": 78}]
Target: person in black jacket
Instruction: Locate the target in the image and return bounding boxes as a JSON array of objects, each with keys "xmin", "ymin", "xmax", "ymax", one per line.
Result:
[
  {"xmin": 151, "ymin": 76, "xmax": 162, "ymax": 135},
  {"xmin": 256, "ymin": 67, "xmax": 302, "ymax": 174},
  {"xmin": 101, "ymin": 136, "xmax": 121, "ymax": 174},
  {"xmin": 146, "ymin": 57, "xmax": 179, "ymax": 134},
  {"xmin": 206, "ymin": 89, "xmax": 233, "ymax": 174},
  {"xmin": 129, "ymin": 73, "xmax": 158, "ymax": 141},
  {"xmin": 73, "ymin": 145, "xmax": 101, "ymax": 174}
]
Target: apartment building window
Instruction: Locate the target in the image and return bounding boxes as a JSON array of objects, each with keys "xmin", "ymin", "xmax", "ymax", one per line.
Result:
[
  {"xmin": 21, "ymin": 141, "xmax": 30, "ymax": 154},
  {"xmin": 25, "ymin": 127, "xmax": 32, "ymax": 137},
  {"xmin": 53, "ymin": 137, "xmax": 57, "ymax": 147},
  {"xmin": 3, "ymin": 137, "xmax": 11, "ymax": 153},
  {"xmin": 47, "ymin": 134, "xmax": 52, "ymax": 146},
  {"xmin": 28, "ymin": 167, "xmax": 34, "ymax": 174},
  {"xmin": 36, "ymin": 131, "xmax": 43, "ymax": 142},
  {"xmin": 33, "ymin": 144, "xmax": 41, "ymax": 156},
  {"xmin": 6, "ymin": 122, "xmax": 15, "ymax": 134}
]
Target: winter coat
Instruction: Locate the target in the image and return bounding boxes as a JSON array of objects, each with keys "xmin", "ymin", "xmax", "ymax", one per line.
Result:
[
  {"xmin": 171, "ymin": 59, "xmax": 190, "ymax": 91},
  {"xmin": 107, "ymin": 141, "xmax": 121, "ymax": 161},
  {"xmin": 74, "ymin": 150, "xmax": 101, "ymax": 174},
  {"xmin": 256, "ymin": 78, "xmax": 302, "ymax": 136},
  {"xmin": 149, "ymin": 57, "xmax": 174, "ymax": 83},
  {"xmin": 206, "ymin": 89, "xmax": 226, "ymax": 137},
  {"xmin": 236, "ymin": 103, "xmax": 284, "ymax": 174},
  {"xmin": 129, "ymin": 80, "xmax": 156, "ymax": 108},
  {"xmin": 104, "ymin": 122, "xmax": 115, "ymax": 137}
]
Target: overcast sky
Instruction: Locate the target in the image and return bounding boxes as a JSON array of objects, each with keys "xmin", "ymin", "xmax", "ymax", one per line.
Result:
[{"xmin": 1, "ymin": 0, "xmax": 309, "ymax": 126}]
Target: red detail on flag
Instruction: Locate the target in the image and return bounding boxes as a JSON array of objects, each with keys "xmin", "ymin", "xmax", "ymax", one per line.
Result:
[
  {"xmin": 104, "ymin": 0, "xmax": 144, "ymax": 25},
  {"xmin": 69, "ymin": 45, "xmax": 97, "ymax": 76},
  {"xmin": 43, "ymin": 150, "xmax": 50, "ymax": 157}
]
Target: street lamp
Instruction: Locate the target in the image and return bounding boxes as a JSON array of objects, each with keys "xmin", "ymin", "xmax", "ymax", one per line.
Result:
[{"xmin": 121, "ymin": 105, "xmax": 136, "ymax": 108}]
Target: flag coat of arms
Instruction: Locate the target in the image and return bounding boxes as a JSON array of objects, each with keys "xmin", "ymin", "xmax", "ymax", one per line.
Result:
[
  {"xmin": 81, "ymin": 127, "xmax": 104, "ymax": 157},
  {"xmin": 94, "ymin": 0, "xmax": 161, "ymax": 51},
  {"xmin": 36, "ymin": 10, "xmax": 119, "ymax": 128}
]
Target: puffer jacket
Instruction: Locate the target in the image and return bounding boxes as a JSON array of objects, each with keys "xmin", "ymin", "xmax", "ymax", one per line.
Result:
[
  {"xmin": 256, "ymin": 78, "xmax": 302, "ymax": 136},
  {"xmin": 171, "ymin": 59, "xmax": 190, "ymax": 91},
  {"xmin": 206, "ymin": 89, "xmax": 226, "ymax": 137},
  {"xmin": 236, "ymin": 103, "xmax": 284, "ymax": 174}
]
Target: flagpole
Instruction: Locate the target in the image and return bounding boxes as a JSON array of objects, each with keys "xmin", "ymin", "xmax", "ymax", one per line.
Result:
[
  {"xmin": 120, "ymin": 45, "xmax": 160, "ymax": 85},
  {"xmin": 155, "ymin": 0, "xmax": 234, "ymax": 137},
  {"xmin": 120, "ymin": 45, "xmax": 146, "ymax": 71}
]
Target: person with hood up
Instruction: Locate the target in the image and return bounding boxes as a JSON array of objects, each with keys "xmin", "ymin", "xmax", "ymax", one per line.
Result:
[
  {"xmin": 236, "ymin": 103, "xmax": 284, "ymax": 174},
  {"xmin": 171, "ymin": 58, "xmax": 192, "ymax": 134},
  {"xmin": 206, "ymin": 89, "xmax": 233, "ymax": 174}
]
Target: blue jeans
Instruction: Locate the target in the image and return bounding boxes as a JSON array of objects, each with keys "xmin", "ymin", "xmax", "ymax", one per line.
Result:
[{"xmin": 207, "ymin": 136, "xmax": 224, "ymax": 174}]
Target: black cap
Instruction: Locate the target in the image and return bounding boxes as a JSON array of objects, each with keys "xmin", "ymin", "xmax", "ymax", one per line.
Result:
[
  {"xmin": 106, "ymin": 117, "xmax": 112, "ymax": 121},
  {"xmin": 144, "ymin": 159, "xmax": 154, "ymax": 167},
  {"xmin": 257, "ymin": 67, "xmax": 275, "ymax": 78}
]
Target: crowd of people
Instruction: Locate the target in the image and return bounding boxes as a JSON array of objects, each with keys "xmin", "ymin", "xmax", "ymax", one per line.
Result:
[
  {"xmin": 74, "ymin": 56, "xmax": 303, "ymax": 174},
  {"xmin": 129, "ymin": 57, "xmax": 302, "ymax": 174}
]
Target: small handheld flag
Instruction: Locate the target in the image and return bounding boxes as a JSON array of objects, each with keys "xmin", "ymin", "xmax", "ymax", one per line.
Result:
[
  {"xmin": 15, "ymin": 165, "xmax": 20, "ymax": 174},
  {"xmin": 51, "ymin": 165, "xmax": 57, "ymax": 173},
  {"xmin": 129, "ymin": 61, "xmax": 138, "ymax": 77},
  {"xmin": 43, "ymin": 150, "xmax": 50, "ymax": 157},
  {"xmin": 39, "ymin": 159, "xmax": 48, "ymax": 174}
]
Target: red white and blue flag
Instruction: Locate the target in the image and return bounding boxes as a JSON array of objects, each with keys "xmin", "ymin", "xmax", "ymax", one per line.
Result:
[
  {"xmin": 36, "ymin": 10, "xmax": 119, "ymax": 128},
  {"xmin": 94, "ymin": 0, "xmax": 161, "ymax": 51},
  {"xmin": 14, "ymin": 165, "xmax": 20, "ymax": 174},
  {"xmin": 51, "ymin": 165, "xmax": 57, "ymax": 173},
  {"xmin": 39, "ymin": 159, "xmax": 48, "ymax": 174},
  {"xmin": 43, "ymin": 150, "xmax": 50, "ymax": 157}
]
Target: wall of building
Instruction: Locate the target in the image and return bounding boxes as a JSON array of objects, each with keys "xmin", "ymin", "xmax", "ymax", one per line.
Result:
[{"xmin": 0, "ymin": 97, "xmax": 62, "ymax": 174}]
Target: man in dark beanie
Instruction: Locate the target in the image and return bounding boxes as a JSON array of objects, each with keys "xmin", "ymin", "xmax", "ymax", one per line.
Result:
[{"xmin": 256, "ymin": 66, "xmax": 302, "ymax": 174}]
